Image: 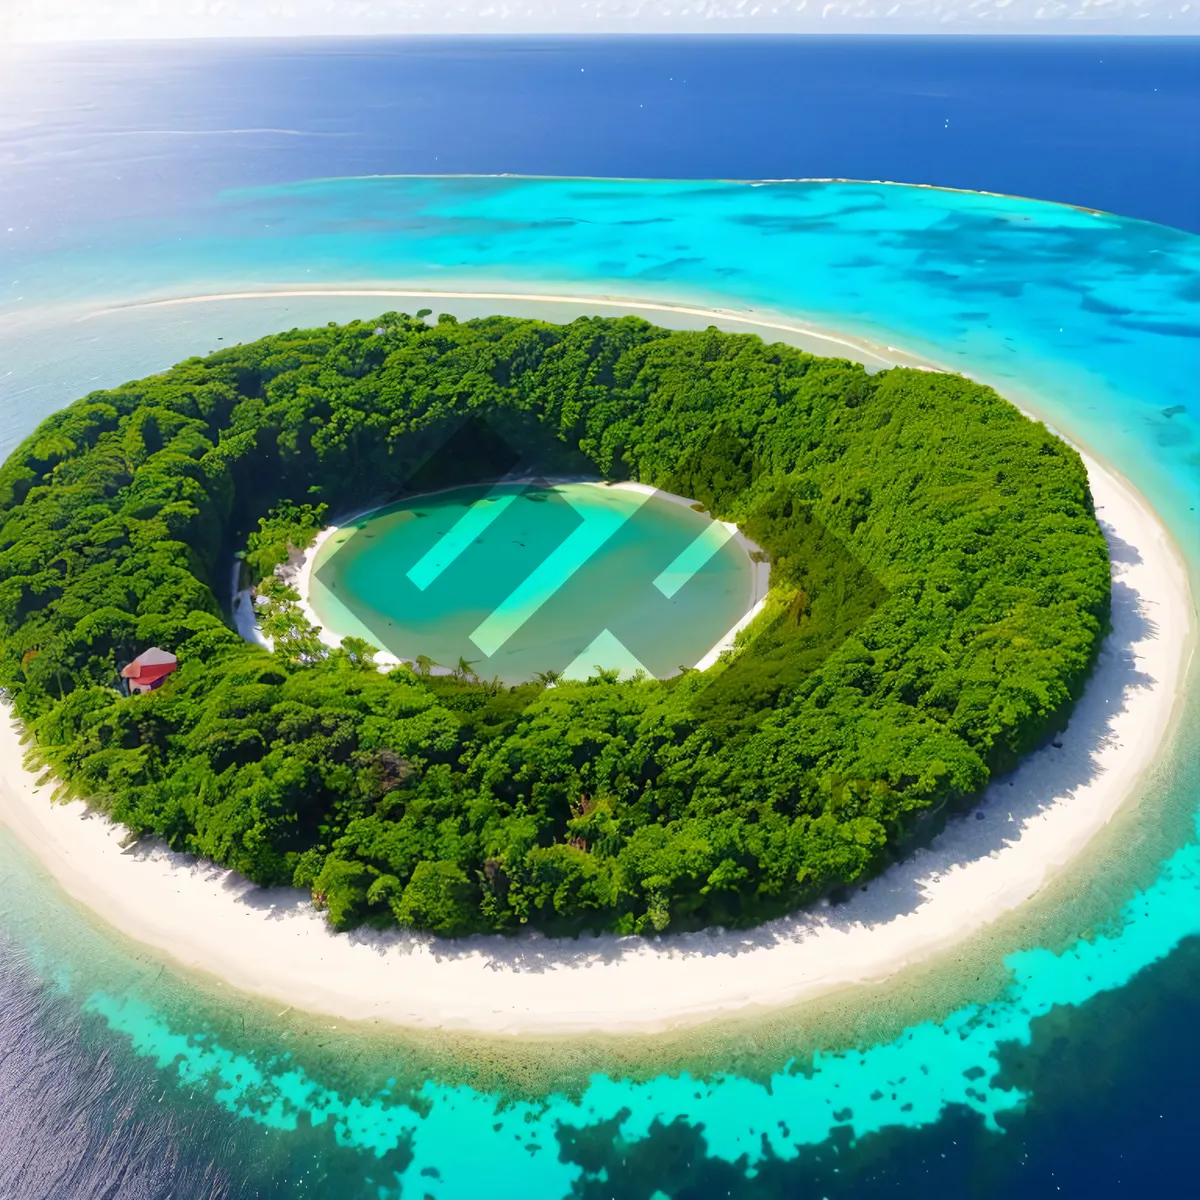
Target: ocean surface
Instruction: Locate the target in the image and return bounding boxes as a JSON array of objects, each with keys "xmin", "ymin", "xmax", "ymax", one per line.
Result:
[{"xmin": 0, "ymin": 37, "xmax": 1197, "ymax": 1199}]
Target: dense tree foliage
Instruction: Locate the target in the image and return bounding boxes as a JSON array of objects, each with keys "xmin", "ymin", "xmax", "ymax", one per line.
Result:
[{"xmin": 0, "ymin": 314, "xmax": 1110, "ymax": 935}]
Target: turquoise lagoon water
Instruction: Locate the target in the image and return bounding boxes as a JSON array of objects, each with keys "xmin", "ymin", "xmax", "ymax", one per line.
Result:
[
  {"xmin": 0, "ymin": 176, "xmax": 1198, "ymax": 1197},
  {"xmin": 308, "ymin": 482, "xmax": 755, "ymax": 683}
]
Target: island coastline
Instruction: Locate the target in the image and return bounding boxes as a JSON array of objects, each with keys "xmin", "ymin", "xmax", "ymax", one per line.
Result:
[
  {"xmin": 83, "ymin": 284, "xmax": 910, "ymax": 370},
  {"xmin": 0, "ymin": 437, "xmax": 1191, "ymax": 1036}
]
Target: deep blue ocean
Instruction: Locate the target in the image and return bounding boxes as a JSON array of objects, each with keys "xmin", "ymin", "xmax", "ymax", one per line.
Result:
[
  {"xmin": 2, "ymin": 35, "xmax": 1199, "ymax": 235},
  {"xmin": 0, "ymin": 36, "xmax": 1197, "ymax": 1200}
]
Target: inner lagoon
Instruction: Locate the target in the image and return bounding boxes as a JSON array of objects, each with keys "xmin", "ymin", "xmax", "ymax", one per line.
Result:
[{"xmin": 306, "ymin": 481, "xmax": 758, "ymax": 683}]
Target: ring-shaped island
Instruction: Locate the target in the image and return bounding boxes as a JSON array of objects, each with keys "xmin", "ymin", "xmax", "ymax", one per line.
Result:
[{"xmin": 0, "ymin": 312, "xmax": 1111, "ymax": 942}]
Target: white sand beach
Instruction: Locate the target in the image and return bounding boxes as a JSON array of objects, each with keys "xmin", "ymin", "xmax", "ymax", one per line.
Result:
[
  {"xmin": 89, "ymin": 285, "xmax": 906, "ymax": 371},
  {"xmin": 0, "ymin": 439, "xmax": 1192, "ymax": 1035}
]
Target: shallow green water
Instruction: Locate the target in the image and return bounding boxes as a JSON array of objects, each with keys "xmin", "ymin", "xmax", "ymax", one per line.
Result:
[{"xmin": 308, "ymin": 482, "xmax": 755, "ymax": 683}]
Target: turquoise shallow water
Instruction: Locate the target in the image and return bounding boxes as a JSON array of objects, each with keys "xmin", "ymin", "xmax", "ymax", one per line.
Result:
[
  {"xmin": 309, "ymin": 482, "xmax": 754, "ymax": 683},
  {"xmin": 6, "ymin": 178, "xmax": 1197, "ymax": 546},
  {"xmin": 0, "ymin": 176, "xmax": 1197, "ymax": 1197},
  {"xmin": 4, "ymin": 782, "xmax": 1197, "ymax": 1198}
]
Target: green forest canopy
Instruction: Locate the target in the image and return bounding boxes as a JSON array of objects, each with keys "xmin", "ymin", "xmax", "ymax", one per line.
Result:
[{"xmin": 0, "ymin": 314, "xmax": 1110, "ymax": 936}]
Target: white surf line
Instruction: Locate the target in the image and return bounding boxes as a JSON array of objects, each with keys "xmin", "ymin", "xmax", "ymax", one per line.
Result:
[
  {"xmin": 469, "ymin": 487, "xmax": 653, "ymax": 657},
  {"xmin": 654, "ymin": 521, "xmax": 737, "ymax": 599},
  {"xmin": 407, "ymin": 485, "xmax": 518, "ymax": 591},
  {"xmin": 82, "ymin": 287, "xmax": 897, "ymax": 366},
  {"xmin": 231, "ymin": 173, "xmax": 1116, "ymax": 216}
]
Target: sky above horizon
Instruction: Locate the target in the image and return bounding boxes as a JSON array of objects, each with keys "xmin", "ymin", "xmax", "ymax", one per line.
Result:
[{"xmin": 4, "ymin": 0, "xmax": 1199, "ymax": 41}]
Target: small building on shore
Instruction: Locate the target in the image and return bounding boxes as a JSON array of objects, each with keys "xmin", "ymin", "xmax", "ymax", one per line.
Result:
[{"xmin": 121, "ymin": 647, "xmax": 178, "ymax": 695}]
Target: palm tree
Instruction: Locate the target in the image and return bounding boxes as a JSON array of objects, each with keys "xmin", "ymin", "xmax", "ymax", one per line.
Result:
[
  {"xmin": 533, "ymin": 668, "xmax": 562, "ymax": 687},
  {"xmin": 454, "ymin": 655, "xmax": 481, "ymax": 682}
]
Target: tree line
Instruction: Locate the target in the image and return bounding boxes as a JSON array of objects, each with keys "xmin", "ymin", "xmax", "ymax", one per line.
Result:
[{"xmin": 0, "ymin": 313, "xmax": 1110, "ymax": 935}]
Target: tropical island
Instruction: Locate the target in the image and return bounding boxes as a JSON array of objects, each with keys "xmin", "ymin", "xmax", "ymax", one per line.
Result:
[{"xmin": 0, "ymin": 313, "xmax": 1111, "ymax": 939}]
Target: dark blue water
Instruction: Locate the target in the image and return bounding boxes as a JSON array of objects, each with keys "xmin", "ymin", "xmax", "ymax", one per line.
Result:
[
  {"xmin": 0, "ymin": 36, "xmax": 1197, "ymax": 1200},
  {"xmin": 1, "ymin": 36, "xmax": 1198, "ymax": 242}
]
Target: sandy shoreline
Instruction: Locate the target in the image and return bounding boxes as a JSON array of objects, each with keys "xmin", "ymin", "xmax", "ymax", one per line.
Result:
[
  {"xmin": 0, "ymin": 437, "xmax": 1192, "ymax": 1034},
  {"xmin": 85, "ymin": 284, "xmax": 908, "ymax": 371}
]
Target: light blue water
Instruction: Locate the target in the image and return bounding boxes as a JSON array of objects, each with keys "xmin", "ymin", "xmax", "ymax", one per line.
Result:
[
  {"xmin": 1, "ymin": 173, "xmax": 1197, "ymax": 1197},
  {"xmin": 6, "ymin": 178, "xmax": 1197, "ymax": 547}
]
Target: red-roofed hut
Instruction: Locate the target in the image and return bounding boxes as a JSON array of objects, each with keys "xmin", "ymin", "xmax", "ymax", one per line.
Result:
[{"xmin": 121, "ymin": 647, "xmax": 177, "ymax": 695}]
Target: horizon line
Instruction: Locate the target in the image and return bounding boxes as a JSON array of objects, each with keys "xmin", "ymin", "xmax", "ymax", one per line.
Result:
[{"xmin": 6, "ymin": 29, "xmax": 1200, "ymax": 46}]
